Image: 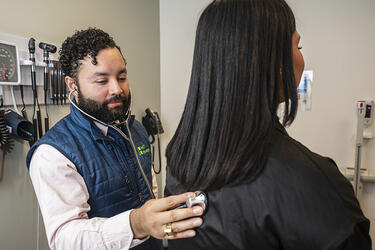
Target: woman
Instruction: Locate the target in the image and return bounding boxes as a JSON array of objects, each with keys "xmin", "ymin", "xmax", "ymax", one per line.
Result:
[{"xmin": 165, "ymin": 0, "xmax": 372, "ymax": 249}]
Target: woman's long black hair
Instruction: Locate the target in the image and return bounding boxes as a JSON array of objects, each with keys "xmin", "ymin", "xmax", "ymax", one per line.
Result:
[{"xmin": 166, "ymin": 0, "xmax": 298, "ymax": 191}]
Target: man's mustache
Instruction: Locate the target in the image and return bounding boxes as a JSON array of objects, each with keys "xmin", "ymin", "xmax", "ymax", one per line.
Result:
[{"xmin": 104, "ymin": 95, "xmax": 128, "ymax": 105}]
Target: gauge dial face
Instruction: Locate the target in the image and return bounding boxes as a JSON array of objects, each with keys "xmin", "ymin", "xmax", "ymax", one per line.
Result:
[{"xmin": 0, "ymin": 42, "xmax": 19, "ymax": 83}]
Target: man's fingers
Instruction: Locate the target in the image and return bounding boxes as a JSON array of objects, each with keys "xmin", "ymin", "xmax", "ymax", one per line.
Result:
[
  {"xmin": 151, "ymin": 192, "xmax": 196, "ymax": 211},
  {"xmin": 169, "ymin": 217, "xmax": 203, "ymax": 233},
  {"xmin": 158, "ymin": 206, "xmax": 203, "ymax": 225},
  {"xmin": 163, "ymin": 229, "xmax": 197, "ymax": 239},
  {"xmin": 137, "ymin": 193, "xmax": 204, "ymax": 240}
]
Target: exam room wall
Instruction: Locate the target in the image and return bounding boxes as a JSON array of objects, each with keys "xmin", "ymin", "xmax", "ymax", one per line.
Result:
[
  {"xmin": 160, "ymin": 0, "xmax": 375, "ymax": 246},
  {"xmin": 0, "ymin": 1, "xmax": 160, "ymax": 250}
]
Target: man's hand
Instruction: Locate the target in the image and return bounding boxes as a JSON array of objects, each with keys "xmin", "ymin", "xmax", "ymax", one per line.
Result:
[{"xmin": 130, "ymin": 192, "xmax": 204, "ymax": 239}]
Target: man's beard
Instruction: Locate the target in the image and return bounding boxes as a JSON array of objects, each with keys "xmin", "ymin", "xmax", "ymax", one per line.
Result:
[{"xmin": 77, "ymin": 91, "xmax": 131, "ymax": 123}]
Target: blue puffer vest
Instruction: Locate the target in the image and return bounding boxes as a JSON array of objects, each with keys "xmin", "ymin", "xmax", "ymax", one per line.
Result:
[{"xmin": 26, "ymin": 104, "xmax": 162, "ymax": 250}]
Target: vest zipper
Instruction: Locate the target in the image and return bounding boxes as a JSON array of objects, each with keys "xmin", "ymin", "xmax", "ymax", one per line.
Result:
[
  {"xmin": 138, "ymin": 192, "xmax": 145, "ymax": 204},
  {"xmin": 110, "ymin": 139, "xmax": 139, "ymax": 194},
  {"xmin": 124, "ymin": 175, "xmax": 134, "ymax": 194}
]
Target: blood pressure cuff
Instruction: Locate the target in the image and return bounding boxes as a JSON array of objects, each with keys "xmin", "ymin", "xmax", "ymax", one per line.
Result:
[{"xmin": 5, "ymin": 109, "xmax": 34, "ymax": 141}]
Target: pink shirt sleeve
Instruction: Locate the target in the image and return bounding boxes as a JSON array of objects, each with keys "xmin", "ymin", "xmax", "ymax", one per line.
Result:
[{"xmin": 29, "ymin": 144, "xmax": 149, "ymax": 250}]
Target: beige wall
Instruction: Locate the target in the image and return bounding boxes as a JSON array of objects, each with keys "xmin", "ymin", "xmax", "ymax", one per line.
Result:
[
  {"xmin": 286, "ymin": 0, "xmax": 375, "ymax": 242},
  {"xmin": 160, "ymin": 0, "xmax": 375, "ymax": 246},
  {"xmin": 0, "ymin": 1, "xmax": 160, "ymax": 249},
  {"xmin": 159, "ymin": 0, "xmax": 212, "ymax": 194}
]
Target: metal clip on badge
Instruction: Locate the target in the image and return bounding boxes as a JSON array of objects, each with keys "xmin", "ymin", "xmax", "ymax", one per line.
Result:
[{"xmin": 177, "ymin": 191, "xmax": 207, "ymax": 210}]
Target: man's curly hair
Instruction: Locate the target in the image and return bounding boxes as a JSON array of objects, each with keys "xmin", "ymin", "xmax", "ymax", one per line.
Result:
[{"xmin": 59, "ymin": 28, "xmax": 125, "ymax": 80}]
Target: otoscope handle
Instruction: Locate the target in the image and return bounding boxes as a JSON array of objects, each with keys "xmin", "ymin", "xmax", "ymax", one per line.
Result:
[
  {"xmin": 44, "ymin": 72, "xmax": 48, "ymax": 91},
  {"xmin": 37, "ymin": 110, "xmax": 43, "ymax": 138},
  {"xmin": 45, "ymin": 117, "xmax": 49, "ymax": 132},
  {"xmin": 33, "ymin": 118, "xmax": 38, "ymax": 142},
  {"xmin": 31, "ymin": 71, "xmax": 37, "ymax": 92}
]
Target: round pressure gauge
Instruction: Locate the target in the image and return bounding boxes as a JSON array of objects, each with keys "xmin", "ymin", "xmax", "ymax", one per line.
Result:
[{"xmin": 0, "ymin": 41, "xmax": 20, "ymax": 84}]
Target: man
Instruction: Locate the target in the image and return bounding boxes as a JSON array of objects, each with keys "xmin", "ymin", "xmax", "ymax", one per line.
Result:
[{"xmin": 26, "ymin": 28, "xmax": 203, "ymax": 250}]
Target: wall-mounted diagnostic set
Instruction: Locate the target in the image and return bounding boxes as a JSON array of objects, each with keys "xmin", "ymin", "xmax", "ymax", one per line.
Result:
[{"xmin": 0, "ymin": 32, "xmax": 67, "ymax": 182}]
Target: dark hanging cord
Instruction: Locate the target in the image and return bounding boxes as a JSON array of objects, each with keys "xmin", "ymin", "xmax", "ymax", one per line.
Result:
[{"xmin": 20, "ymin": 85, "xmax": 27, "ymax": 119}]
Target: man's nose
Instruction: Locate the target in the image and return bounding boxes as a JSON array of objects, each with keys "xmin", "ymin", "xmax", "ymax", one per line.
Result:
[{"xmin": 109, "ymin": 79, "xmax": 123, "ymax": 95}]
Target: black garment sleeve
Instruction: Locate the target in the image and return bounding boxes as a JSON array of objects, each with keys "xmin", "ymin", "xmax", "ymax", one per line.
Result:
[{"xmin": 336, "ymin": 220, "xmax": 372, "ymax": 250}]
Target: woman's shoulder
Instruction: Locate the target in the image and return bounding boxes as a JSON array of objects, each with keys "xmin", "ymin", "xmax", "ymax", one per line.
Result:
[
  {"xmin": 262, "ymin": 130, "xmax": 368, "ymax": 230},
  {"xmin": 265, "ymin": 129, "xmax": 354, "ymax": 203}
]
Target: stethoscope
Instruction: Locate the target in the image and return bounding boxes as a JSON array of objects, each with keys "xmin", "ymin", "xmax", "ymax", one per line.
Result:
[{"xmin": 68, "ymin": 89, "xmax": 155, "ymax": 199}]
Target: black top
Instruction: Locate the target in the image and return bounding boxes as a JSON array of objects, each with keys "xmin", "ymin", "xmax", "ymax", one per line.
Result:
[{"xmin": 165, "ymin": 123, "xmax": 372, "ymax": 250}]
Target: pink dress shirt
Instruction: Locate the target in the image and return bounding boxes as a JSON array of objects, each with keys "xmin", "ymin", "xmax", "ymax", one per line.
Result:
[{"xmin": 29, "ymin": 122, "xmax": 158, "ymax": 250}]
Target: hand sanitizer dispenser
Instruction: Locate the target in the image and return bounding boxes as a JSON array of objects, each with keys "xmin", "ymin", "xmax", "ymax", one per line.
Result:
[{"xmin": 297, "ymin": 70, "xmax": 313, "ymax": 111}]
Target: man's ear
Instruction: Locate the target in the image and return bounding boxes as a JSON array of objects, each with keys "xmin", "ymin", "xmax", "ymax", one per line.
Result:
[{"xmin": 65, "ymin": 76, "xmax": 78, "ymax": 94}]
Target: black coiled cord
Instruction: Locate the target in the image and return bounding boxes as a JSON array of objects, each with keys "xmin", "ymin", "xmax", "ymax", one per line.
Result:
[{"xmin": 0, "ymin": 110, "xmax": 11, "ymax": 151}]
